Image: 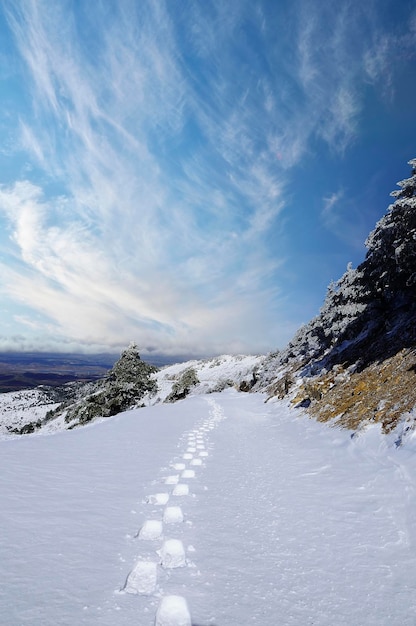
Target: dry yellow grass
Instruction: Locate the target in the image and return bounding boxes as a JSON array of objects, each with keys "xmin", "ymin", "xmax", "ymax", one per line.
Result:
[{"xmin": 285, "ymin": 349, "xmax": 416, "ymax": 432}]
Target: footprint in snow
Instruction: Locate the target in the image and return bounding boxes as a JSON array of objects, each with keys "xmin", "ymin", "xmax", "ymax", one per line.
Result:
[
  {"xmin": 172, "ymin": 463, "xmax": 186, "ymax": 471},
  {"xmin": 181, "ymin": 469, "xmax": 195, "ymax": 479},
  {"xmin": 165, "ymin": 475, "xmax": 179, "ymax": 485},
  {"xmin": 172, "ymin": 483, "xmax": 189, "ymax": 496},
  {"xmin": 159, "ymin": 539, "xmax": 186, "ymax": 568},
  {"xmin": 124, "ymin": 560, "xmax": 157, "ymax": 595},
  {"xmin": 182, "ymin": 453, "xmax": 193, "ymax": 460},
  {"xmin": 155, "ymin": 595, "xmax": 191, "ymax": 626},
  {"xmin": 163, "ymin": 506, "xmax": 184, "ymax": 524},
  {"xmin": 138, "ymin": 520, "xmax": 163, "ymax": 541},
  {"xmin": 190, "ymin": 459, "xmax": 202, "ymax": 466},
  {"xmin": 146, "ymin": 493, "xmax": 170, "ymax": 506}
]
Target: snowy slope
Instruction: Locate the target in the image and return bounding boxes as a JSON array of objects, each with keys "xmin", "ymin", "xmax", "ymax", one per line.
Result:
[
  {"xmin": 0, "ymin": 354, "xmax": 263, "ymax": 436},
  {"xmin": 151, "ymin": 354, "xmax": 263, "ymax": 402},
  {"xmin": 0, "ymin": 388, "xmax": 59, "ymax": 436},
  {"xmin": 1, "ymin": 390, "xmax": 416, "ymax": 625}
]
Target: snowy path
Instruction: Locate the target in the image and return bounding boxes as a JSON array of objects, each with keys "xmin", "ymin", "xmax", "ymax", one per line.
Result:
[
  {"xmin": 1, "ymin": 390, "xmax": 416, "ymax": 625},
  {"xmin": 190, "ymin": 394, "xmax": 416, "ymax": 625}
]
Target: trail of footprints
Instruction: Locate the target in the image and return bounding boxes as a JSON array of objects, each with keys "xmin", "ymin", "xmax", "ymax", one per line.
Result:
[{"xmin": 122, "ymin": 398, "xmax": 224, "ymax": 625}]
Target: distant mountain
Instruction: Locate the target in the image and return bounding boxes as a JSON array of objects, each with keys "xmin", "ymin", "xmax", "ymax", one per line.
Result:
[
  {"xmin": 0, "ymin": 351, "xmax": 188, "ymax": 393},
  {"xmin": 0, "ymin": 352, "xmax": 118, "ymax": 392}
]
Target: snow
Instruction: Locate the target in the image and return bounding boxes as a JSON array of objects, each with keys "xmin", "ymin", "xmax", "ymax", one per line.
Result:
[
  {"xmin": 151, "ymin": 353, "xmax": 264, "ymax": 403},
  {"xmin": 138, "ymin": 520, "xmax": 164, "ymax": 541},
  {"xmin": 146, "ymin": 493, "xmax": 170, "ymax": 506},
  {"xmin": 155, "ymin": 595, "xmax": 191, "ymax": 626},
  {"xmin": 1, "ymin": 389, "xmax": 416, "ymax": 625},
  {"xmin": 172, "ymin": 483, "xmax": 190, "ymax": 497},
  {"xmin": 163, "ymin": 506, "xmax": 184, "ymax": 525},
  {"xmin": 181, "ymin": 469, "xmax": 195, "ymax": 479},
  {"xmin": 0, "ymin": 353, "xmax": 265, "ymax": 438},
  {"xmin": 164, "ymin": 475, "xmax": 180, "ymax": 485},
  {"xmin": 0, "ymin": 388, "xmax": 59, "ymax": 435},
  {"xmin": 124, "ymin": 561, "xmax": 157, "ymax": 595},
  {"xmin": 159, "ymin": 539, "xmax": 187, "ymax": 569}
]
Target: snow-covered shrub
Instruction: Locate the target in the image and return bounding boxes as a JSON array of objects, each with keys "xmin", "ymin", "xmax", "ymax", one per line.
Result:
[
  {"xmin": 165, "ymin": 367, "xmax": 199, "ymax": 403},
  {"xmin": 209, "ymin": 378, "xmax": 234, "ymax": 393}
]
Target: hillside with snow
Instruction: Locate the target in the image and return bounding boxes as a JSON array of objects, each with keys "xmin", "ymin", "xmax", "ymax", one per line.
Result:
[{"xmin": 0, "ymin": 352, "xmax": 265, "ymax": 437}]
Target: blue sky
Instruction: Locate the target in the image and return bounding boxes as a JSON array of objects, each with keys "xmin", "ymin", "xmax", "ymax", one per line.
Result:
[{"xmin": 0, "ymin": 0, "xmax": 415, "ymax": 357}]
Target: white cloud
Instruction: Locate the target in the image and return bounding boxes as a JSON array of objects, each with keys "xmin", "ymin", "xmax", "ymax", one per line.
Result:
[
  {"xmin": 0, "ymin": 180, "xmax": 288, "ymax": 354},
  {"xmin": 1, "ymin": 0, "xmax": 414, "ymax": 354},
  {"xmin": 363, "ymin": 9, "xmax": 416, "ymax": 96},
  {"xmin": 320, "ymin": 187, "xmax": 379, "ymax": 251},
  {"xmin": 321, "ymin": 190, "xmax": 345, "ymax": 229}
]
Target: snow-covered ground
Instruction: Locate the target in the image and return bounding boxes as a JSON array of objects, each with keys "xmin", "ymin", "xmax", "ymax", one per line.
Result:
[
  {"xmin": 150, "ymin": 353, "xmax": 264, "ymax": 402},
  {"xmin": 0, "ymin": 353, "xmax": 264, "ymax": 436},
  {"xmin": 0, "ymin": 388, "xmax": 60, "ymax": 435},
  {"xmin": 1, "ymin": 390, "xmax": 415, "ymax": 625}
]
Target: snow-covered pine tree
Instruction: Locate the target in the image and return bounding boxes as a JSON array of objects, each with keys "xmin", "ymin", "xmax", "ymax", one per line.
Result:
[
  {"xmin": 60, "ymin": 343, "xmax": 158, "ymax": 426},
  {"xmin": 271, "ymin": 157, "xmax": 416, "ymax": 375},
  {"xmin": 109, "ymin": 342, "xmax": 158, "ymax": 388},
  {"xmin": 365, "ymin": 158, "xmax": 416, "ymax": 292}
]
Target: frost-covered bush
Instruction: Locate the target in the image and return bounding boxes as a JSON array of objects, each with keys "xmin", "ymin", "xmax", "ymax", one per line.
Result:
[
  {"xmin": 209, "ymin": 378, "xmax": 234, "ymax": 393},
  {"xmin": 165, "ymin": 367, "xmax": 199, "ymax": 403}
]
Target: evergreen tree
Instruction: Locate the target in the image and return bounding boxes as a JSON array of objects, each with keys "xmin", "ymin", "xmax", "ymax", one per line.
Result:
[
  {"xmin": 62, "ymin": 343, "xmax": 158, "ymax": 426},
  {"xmin": 365, "ymin": 158, "xmax": 416, "ymax": 292},
  {"xmin": 109, "ymin": 342, "xmax": 157, "ymax": 387},
  {"xmin": 275, "ymin": 157, "xmax": 416, "ymax": 374}
]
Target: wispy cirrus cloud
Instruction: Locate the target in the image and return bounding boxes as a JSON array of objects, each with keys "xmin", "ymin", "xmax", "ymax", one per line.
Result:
[
  {"xmin": 0, "ymin": 0, "xmax": 414, "ymax": 354},
  {"xmin": 321, "ymin": 190, "xmax": 345, "ymax": 227},
  {"xmin": 295, "ymin": 2, "xmax": 416, "ymax": 149},
  {"xmin": 363, "ymin": 8, "xmax": 416, "ymax": 96}
]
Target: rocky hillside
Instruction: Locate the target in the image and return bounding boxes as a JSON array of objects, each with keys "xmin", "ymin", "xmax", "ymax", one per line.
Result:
[{"xmin": 258, "ymin": 157, "xmax": 416, "ymax": 434}]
